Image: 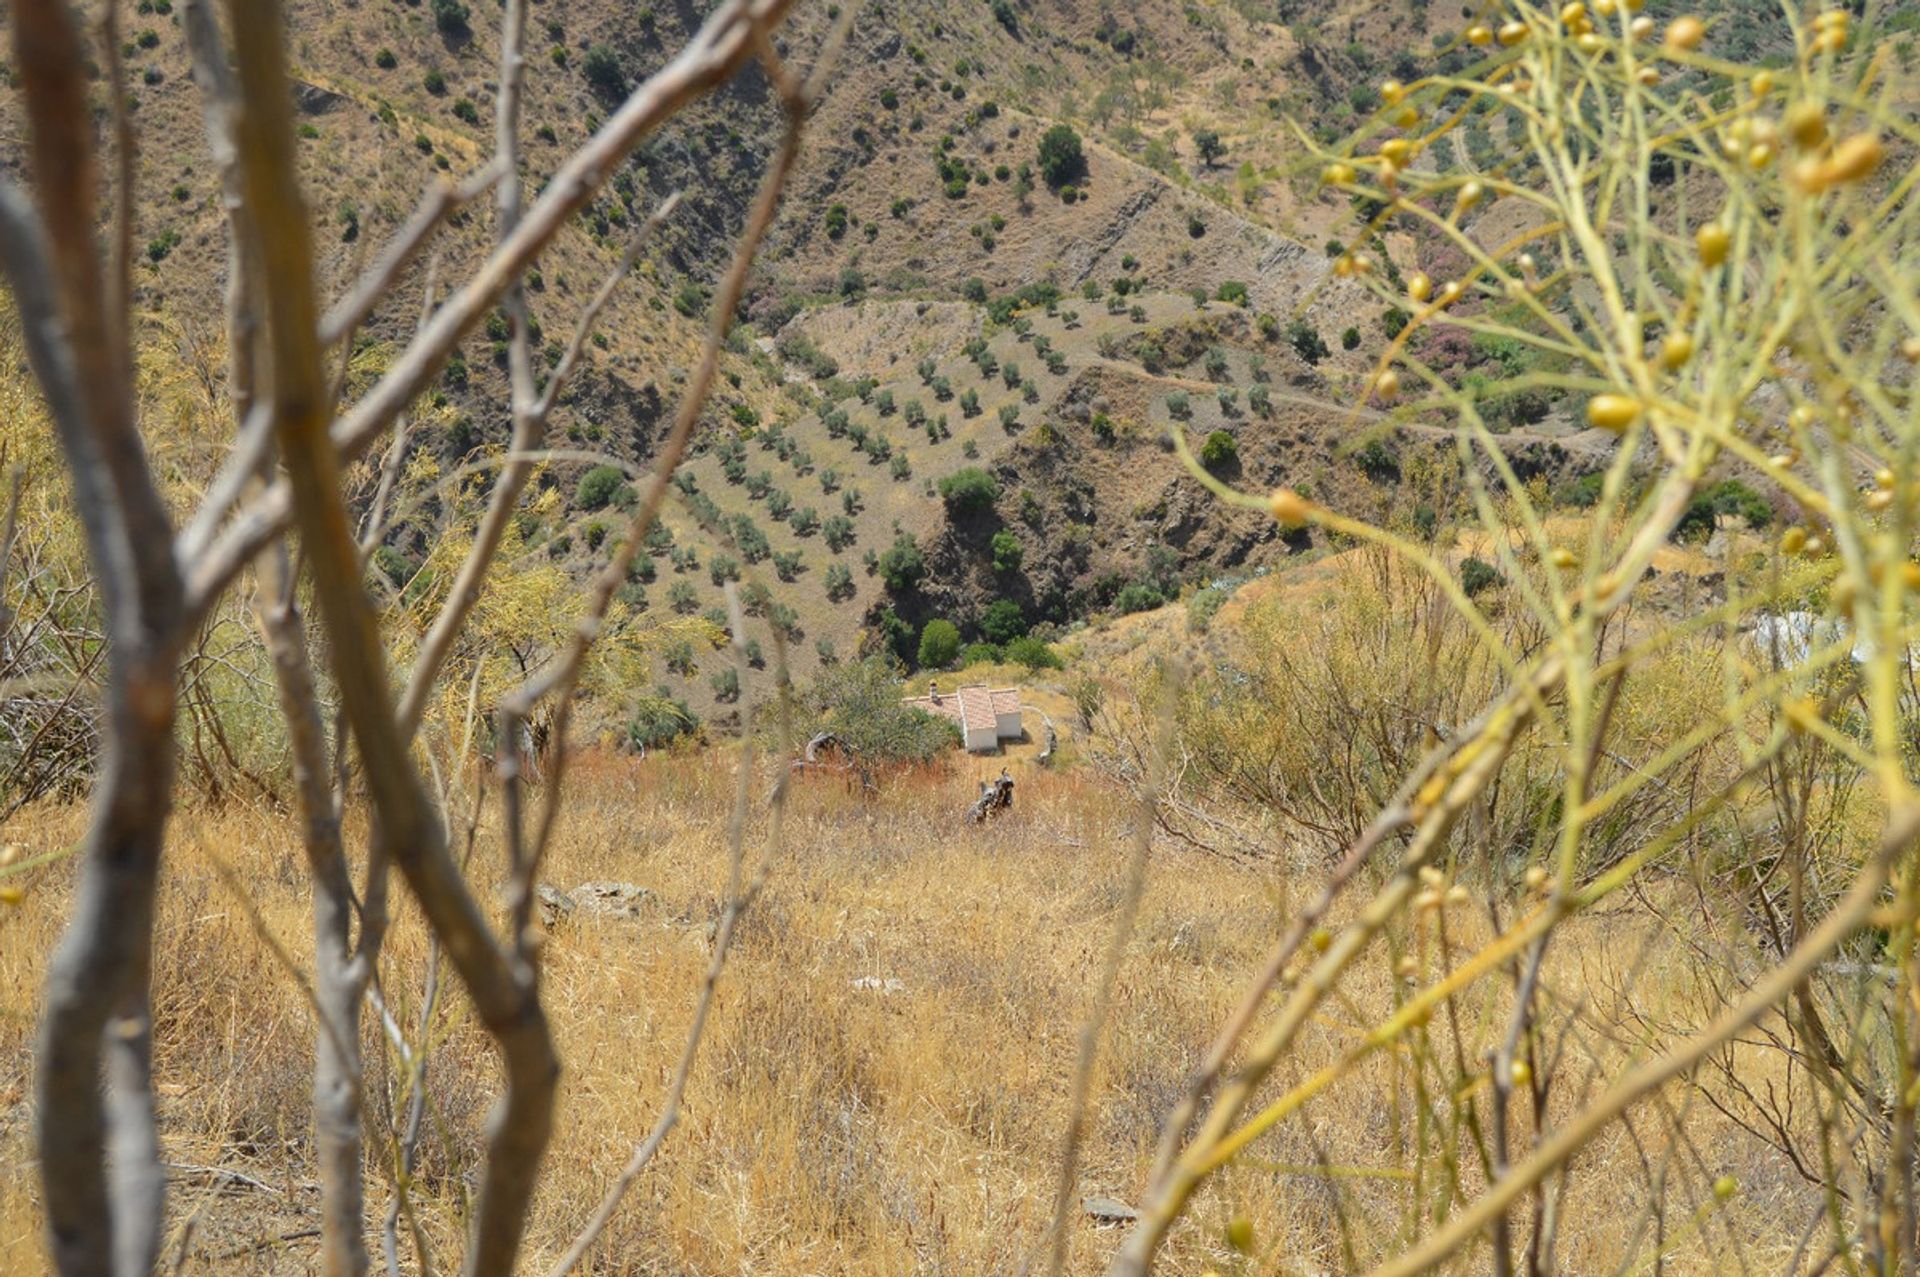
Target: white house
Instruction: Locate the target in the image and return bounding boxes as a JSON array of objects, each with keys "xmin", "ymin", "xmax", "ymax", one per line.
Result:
[{"xmin": 903, "ymin": 683, "xmax": 1024, "ymax": 753}]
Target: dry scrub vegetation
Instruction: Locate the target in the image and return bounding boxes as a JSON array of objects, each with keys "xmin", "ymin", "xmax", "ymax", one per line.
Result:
[
  {"xmin": 0, "ymin": 750, "xmax": 1847, "ymax": 1273},
  {"xmin": 4, "ymin": 0, "xmax": 1920, "ymax": 1273}
]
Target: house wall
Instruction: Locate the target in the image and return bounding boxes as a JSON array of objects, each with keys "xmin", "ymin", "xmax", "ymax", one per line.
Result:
[
  {"xmin": 964, "ymin": 723, "xmax": 998, "ymax": 752},
  {"xmin": 995, "ymin": 710, "xmax": 1022, "ymax": 740}
]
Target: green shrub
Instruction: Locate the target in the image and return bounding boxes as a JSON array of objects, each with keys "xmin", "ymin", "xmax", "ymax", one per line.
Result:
[
  {"xmin": 375, "ymin": 48, "xmax": 397, "ymax": 69},
  {"xmin": 582, "ymin": 44, "xmax": 625, "ymax": 100},
  {"xmin": 1200, "ymin": 430, "xmax": 1238, "ymax": 468},
  {"xmin": 917, "ymin": 619, "xmax": 961, "ymax": 668},
  {"xmin": 627, "ymin": 696, "xmax": 698, "ymax": 750},
  {"xmin": 423, "ymin": 67, "xmax": 446, "ymax": 94},
  {"xmin": 809, "ymin": 658, "xmax": 959, "ymax": 762},
  {"xmin": 939, "ymin": 467, "xmax": 1000, "ymax": 514},
  {"xmin": 1460, "ymin": 556, "xmax": 1504, "ymax": 596},
  {"xmin": 431, "ymin": 0, "xmax": 469, "ymax": 35},
  {"xmin": 1286, "ymin": 319, "xmax": 1330, "ymax": 364},
  {"xmin": 963, "ymin": 642, "xmax": 1003, "ymax": 666},
  {"xmin": 575, "ymin": 464, "xmax": 626, "ymax": 510},
  {"xmin": 1005, "ymin": 635, "xmax": 1062, "ymax": 670},
  {"xmin": 980, "ymin": 598, "xmax": 1026, "ymax": 644},
  {"xmin": 878, "ymin": 534, "xmax": 926, "ymax": 592},
  {"xmin": 1113, "ymin": 582, "xmax": 1165, "ymax": 614},
  {"xmin": 1036, "ymin": 123, "xmax": 1086, "ymax": 188}
]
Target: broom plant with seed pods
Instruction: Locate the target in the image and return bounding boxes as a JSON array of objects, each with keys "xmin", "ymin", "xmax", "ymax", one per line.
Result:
[{"xmin": 1128, "ymin": 0, "xmax": 1920, "ymax": 1271}]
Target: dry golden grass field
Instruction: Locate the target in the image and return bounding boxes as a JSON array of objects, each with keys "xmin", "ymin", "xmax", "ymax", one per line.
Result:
[{"xmin": 0, "ymin": 744, "xmax": 1825, "ymax": 1274}]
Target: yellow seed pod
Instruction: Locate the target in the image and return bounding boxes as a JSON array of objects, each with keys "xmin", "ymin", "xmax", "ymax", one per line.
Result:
[
  {"xmin": 1901, "ymin": 336, "xmax": 1920, "ymax": 362},
  {"xmin": 1624, "ymin": 0, "xmax": 1645, "ymax": 10},
  {"xmin": 1659, "ymin": 332, "xmax": 1695, "ymax": 370},
  {"xmin": 1374, "ymin": 369, "xmax": 1401, "ymax": 400},
  {"xmin": 1780, "ymin": 526, "xmax": 1808, "ymax": 555},
  {"xmin": 1787, "ymin": 101, "xmax": 1827, "ymax": 149},
  {"xmin": 1268, "ymin": 489, "xmax": 1313, "ymax": 527},
  {"xmin": 1498, "ymin": 20, "xmax": 1529, "ymax": 45},
  {"xmin": 1635, "ymin": 66, "xmax": 1661, "ymax": 87},
  {"xmin": 1396, "ymin": 954, "xmax": 1419, "ymax": 977},
  {"xmin": 1902, "ymin": 563, "xmax": 1920, "ymax": 592},
  {"xmin": 1790, "ymin": 403, "xmax": 1817, "ymax": 430},
  {"xmin": 1322, "ymin": 161, "xmax": 1356, "ymax": 185},
  {"xmin": 1696, "ymin": 222, "xmax": 1731, "ymax": 266},
  {"xmin": 1419, "ymin": 865, "xmax": 1445, "ymax": 887},
  {"xmin": 1407, "ymin": 272, "xmax": 1432, "ymax": 302},
  {"xmin": 1380, "ymin": 137, "xmax": 1413, "ymax": 165},
  {"xmin": 1561, "ymin": 1, "xmax": 1588, "ymax": 25},
  {"xmin": 0, "ymin": 884, "xmax": 22, "ymax": 907},
  {"xmin": 1876, "ymin": 468, "xmax": 1897, "ymax": 490},
  {"xmin": 1586, "ymin": 394, "xmax": 1643, "ymax": 432},
  {"xmin": 1714, "ymin": 1175, "xmax": 1738, "ymax": 1203},
  {"xmin": 1748, "ymin": 141, "xmax": 1775, "ymax": 171},
  {"xmin": 1803, "ymin": 536, "xmax": 1826, "ymax": 557},
  {"xmin": 1414, "ymin": 888, "xmax": 1443, "ymax": 912},
  {"xmin": 1333, "ymin": 255, "xmax": 1355, "ymax": 278},
  {"xmin": 1438, "ymin": 280, "xmax": 1464, "ymax": 304},
  {"xmin": 1595, "ymin": 0, "xmax": 1617, "ymax": 13},
  {"xmin": 1445, "ymin": 884, "xmax": 1471, "ymax": 906},
  {"xmin": 1382, "ymin": 79, "xmax": 1406, "ymax": 105},
  {"xmin": 1550, "ymin": 546, "xmax": 1577, "ymax": 569},
  {"xmin": 1455, "ymin": 179, "xmax": 1485, "ymax": 213},
  {"xmin": 1769, "ymin": 452, "xmax": 1796, "ymax": 471},
  {"xmin": 1810, "ymin": 134, "xmax": 1884, "ymax": 190},
  {"xmin": 1395, "ymin": 104, "xmax": 1421, "ymax": 128},
  {"xmin": 1466, "ymin": 24, "xmax": 1493, "ymax": 44},
  {"xmin": 1750, "ymin": 70, "xmax": 1775, "ymax": 97},
  {"xmin": 1379, "ymin": 157, "xmax": 1401, "ymax": 189},
  {"xmin": 1524, "ymin": 865, "xmax": 1550, "ymax": 891},
  {"xmin": 1351, "ymin": 252, "xmax": 1376, "ymax": 275},
  {"xmin": 1509, "ymin": 1059, "xmax": 1533, "ymax": 1087},
  {"xmin": 0, "ymin": 842, "xmax": 20, "ymax": 867},
  {"xmin": 1784, "ymin": 696, "xmax": 1823, "ymax": 734},
  {"xmin": 1226, "ymin": 1215, "xmax": 1255, "ymax": 1254},
  {"xmin": 1665, "ymin": 16, "xmax": 1705, "ymax": 49},
  {"xmin": 1406, "ymin": 1002, "xmax": 1434, "ymax": 1028},
  {"xmin": 1576, "ymin": 31, "xmax": 1604, "ymax": 51},
  {"xmin": 1865, "ymin": 489, "xmax": 1894, "ymax": 514},
  {"xmin": 1309, "ymin": 927, "xmax": 1333, "ymax": 952},
  {"xmin": 1630, "ymin": 15, "xmax": 1656, "ymax": 39}
]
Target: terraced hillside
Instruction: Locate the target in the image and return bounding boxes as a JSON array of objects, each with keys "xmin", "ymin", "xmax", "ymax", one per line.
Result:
[{"xmin": 0, "ymin": 0, "xmax": 1758, "ymax": 735}]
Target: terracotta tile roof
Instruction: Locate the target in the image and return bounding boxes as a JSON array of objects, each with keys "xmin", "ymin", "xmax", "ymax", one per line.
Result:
[
  {"xmin": 955, "ymin": 686, "xmax": 995, "ymax": 731},
  {"xmin": 905, "ymin": 685, "xmax": 1022, "ymax": 744},
  {"xmin": 904, "ymin": 693, "xmax": 965, "ymax": 726}
]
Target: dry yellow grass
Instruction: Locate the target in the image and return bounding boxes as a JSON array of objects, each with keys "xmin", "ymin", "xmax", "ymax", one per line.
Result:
[{"xmin": 0, "ymin": 744, "xmax": 1827, "ymax": 1273}]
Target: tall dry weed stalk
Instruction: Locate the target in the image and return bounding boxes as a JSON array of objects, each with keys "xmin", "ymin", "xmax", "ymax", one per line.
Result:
[
  {"xmin": 0, "ymin": 0, "xmax": 835, "ymax": 1273},
  {"xmin": 1109, "ymin": 0, "xmax": 1920, "ymax": 1270}
]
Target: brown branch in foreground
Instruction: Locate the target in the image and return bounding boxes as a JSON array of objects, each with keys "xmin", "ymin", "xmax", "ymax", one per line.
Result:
[
  {"xmin": 2, "ymin": 0, "xmax": 187, "ymax": 1270},
  {"xmin": 220, "ymin": 0, "xmax": 558, "ymax": 1272}
]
